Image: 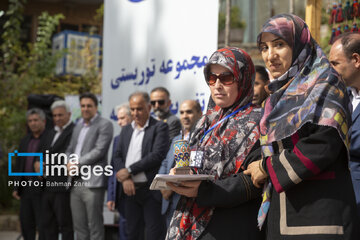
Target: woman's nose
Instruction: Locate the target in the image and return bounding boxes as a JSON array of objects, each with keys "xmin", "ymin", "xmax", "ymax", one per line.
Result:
[
  {"xmin": 268, "ymin": 47, "xmax": 277, "ymax": 60},
  {"xmin": 214, "ymin": 78, "xmax": 223, "ymax": 88}
]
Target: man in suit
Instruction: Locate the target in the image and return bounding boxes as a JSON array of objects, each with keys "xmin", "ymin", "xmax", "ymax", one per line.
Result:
[
  {"xmin": 114, "ymin": 91, "xmax": 169, "ymax": 240},
  {"xmin": 329, "ymin": 32, "xmax": 360, "ymax": 217},
  {"xmin": 150, "ymin": 87, "xmax": 181, "ymax": 142},
  {"xmin": 34, "ymin": 100, "xmax": 74, "ymax": 240},
  {"xmin": 12, "ymin": 108, "xmax": 49, "ymax": 240},
  {"xmin": 66, "ymin": 92, "xmax": 114, "ymax": 240},
  {"xmin": 158, "ymin": 100, "xmax": 202, "ymax": 227},
  {"xmin": 107, "ymin": 103, "xmax": 132, "ymax": 240}
]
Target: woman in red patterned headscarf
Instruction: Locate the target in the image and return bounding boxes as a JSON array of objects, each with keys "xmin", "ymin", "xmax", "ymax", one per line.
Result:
[{"xmin": 166, "ymin": 47, "xmax": 264, "ymax": 240}]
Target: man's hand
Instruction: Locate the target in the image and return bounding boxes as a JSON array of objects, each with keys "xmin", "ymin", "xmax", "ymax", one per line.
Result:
[
  {"xmin": 122, "ymin": 179, "xmax": 136, "ymax": 196},
  {"xmin": 160, "ymin": 189, "xmax": 173, "ymax": 200},
  {"xmin": 116, "ymin": 168, "xmax": 131, "ymax": 182},
  {"xmin": 243, "ymin": 160, "xmax": 268, "ymax": 188},
  {"xmin": 34, "ymin": 161, "xmax": 41, "ymax": 173},
  {"xmin": 12, "ymin": 191, "xmax": 20, "ymax": 200},
  {"xmin": 107, "ymin": 201, "xmax": 115, "ymax": 211},
  {"xmin": 167, "ymin": 181, "xmax": 201, "ymax": 198},
  {"xmin": 34, "ymin": 161, "xmax": 44, "ymax": 179},
  {"xmin": 67, "ymin": 162, "xmax": 78, "ymax": 176}
]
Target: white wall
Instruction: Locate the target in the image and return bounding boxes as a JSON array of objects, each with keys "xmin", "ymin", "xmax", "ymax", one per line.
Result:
[{"xmin": 102, "ymin": 0, "xmax": 219, "ymax": 135}]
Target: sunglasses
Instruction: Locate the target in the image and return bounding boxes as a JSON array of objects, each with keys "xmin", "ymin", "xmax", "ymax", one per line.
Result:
[
  {"xmin": 206, "ymin": 72, "xmax": 235, "ymax": 86},
  {"xmin": 150, "ymin": 100, "xmax": 166, "ymax": 106}
]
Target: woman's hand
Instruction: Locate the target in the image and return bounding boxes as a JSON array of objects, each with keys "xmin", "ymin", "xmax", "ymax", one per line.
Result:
[
  {"xmin": 243, "ymin": 160, "xmax": 268, "ymax": 188},
  {"xmin": 169, "ymin": 168, "xmax": 176, "ymax": 175},
  {"xmin": 167, "ymin": 181, "xmax": 201, "ymax": 198}
]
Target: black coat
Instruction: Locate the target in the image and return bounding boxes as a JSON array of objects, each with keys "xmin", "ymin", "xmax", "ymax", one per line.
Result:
[
  {"xmin": 37, "ymin": 122, "xmax": 74, "ymax": 192},
  {"xmin": 195, "ymin": 141, "xmax": 265, "ymax": 240},
  {"xmin": 113, "ymin": 116, "xmax": 169, "ymax": 199}
]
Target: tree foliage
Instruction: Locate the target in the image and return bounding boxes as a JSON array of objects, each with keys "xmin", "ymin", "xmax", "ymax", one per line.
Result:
[
  {"xmin": 0, "ymin": 0, "xmax": 64, "ymax": 155},
  {"xmin": 0, "ymin": 0, "xmax": 102, "ymax": 210},
  {"xmin": 218, "ymin": 5, "xmax": 246, "ymax": 32},
  {"xmin": 0, "ymin": 0, "xmax": 64, "ymax": 209},
  {"xmin": 0, "ymin": 0, "xmax": 102, "ymax": 156}
]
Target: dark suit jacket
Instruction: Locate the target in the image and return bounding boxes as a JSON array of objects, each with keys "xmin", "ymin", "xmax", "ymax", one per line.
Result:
[
  {"xmin": 14, "ymin": 130, "xmax": 50, "ymax": 195},
  {"xmin": 37, "ymin": 122, "xmax": 74, "ymax": 192},
  {"xmin": 350, "ymin": 102, "xmax": 360, "ymax": 217},
  {"xmin": 163, "ymin": 112, "xmax": 181, "ymax": 143},
  {"xmin": 107, "ymin": 135, "xmax": 121, "ymax": 207},
  {"xmin": 113, "ymin": 117, "xmax": 169, "ymax": 198}
]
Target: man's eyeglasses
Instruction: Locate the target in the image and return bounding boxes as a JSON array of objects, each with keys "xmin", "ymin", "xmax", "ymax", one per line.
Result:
[
  {"xmin": 206, "ymin": 72, "xmax": 235, "ymax": 86},
  {"xmin": 150, "ymin": 100, "xmax": 166, "ymax": 106}
]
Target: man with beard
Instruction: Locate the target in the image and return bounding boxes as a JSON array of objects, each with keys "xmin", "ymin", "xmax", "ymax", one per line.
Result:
[
  {"xmin": 150, "ymin": 87, "xmax": 181, "ymax": 142},
  {"xmin": 66, "ymin": 92, "xmax": 113, "ymax": 240}
]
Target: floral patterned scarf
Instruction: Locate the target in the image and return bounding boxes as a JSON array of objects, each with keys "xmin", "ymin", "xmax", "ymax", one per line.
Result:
[
  {"xmin": 166, "ymin": 47, "xmax": 261, "ymax": 239},
  {"xmin": 257, "ymin": 13, "xmax": 351, "ymax": 229}
]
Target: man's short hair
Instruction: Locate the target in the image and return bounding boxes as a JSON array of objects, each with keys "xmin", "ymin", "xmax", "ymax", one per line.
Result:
[
  {"xmin": 26, "ymin": 108, "xmax": 46, "ymax": 120},
  {"xmin": 115, "ymin": 103, "xmax": 131, "ymax": 116},
  {"xmin": 150, "ymin": 87, "xmax": 170, "ymax": 98},
  {"xmin": 255, "ymin": 65, "xmax": 270, "ymax": 83},
  {"xmin": 335, "ymin": 32, "xmax": 360, "ymax": 59},
  {"xmin": 79, "ymin": 92, "xmax": 98, "ymax": 107},
  {"xmin": 128, "ymin": 91, "xmax": 150, "ymax": 103},
  {"xmin": 51, "ymin": 100, "xmax": 71, "ymax": 112}
]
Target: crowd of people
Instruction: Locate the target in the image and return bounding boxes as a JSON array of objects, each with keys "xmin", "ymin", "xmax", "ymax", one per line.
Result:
[{"xmin": 11, "ymin": 13, "xmax": 360, "ymax": 240}]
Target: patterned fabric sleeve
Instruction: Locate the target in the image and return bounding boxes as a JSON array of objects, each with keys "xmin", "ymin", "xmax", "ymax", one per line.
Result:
[{"xmin": 266, "ymin": 123, "xmax": 346, "ymax": 193}]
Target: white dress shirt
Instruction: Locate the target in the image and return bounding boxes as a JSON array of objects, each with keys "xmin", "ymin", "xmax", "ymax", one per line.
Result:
[
  {"xmin": 51, "ymin": 119, "xmax": 72, "ymax": 146},
  {"xmin": 350, "ymin": 87, "xmax": 360, "ymax": 112},
  {"xmin": 74, "ymin": 114, "xmax": 98, "ymax": 157},
  {"xmin": 125, "ymin": 119, "xmax": 149, "ymax": 183}
]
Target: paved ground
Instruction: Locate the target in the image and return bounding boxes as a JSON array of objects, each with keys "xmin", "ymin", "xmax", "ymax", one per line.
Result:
[{"xmin": 0, "ymin": 231, "xmax": 22, "ymax": 240}]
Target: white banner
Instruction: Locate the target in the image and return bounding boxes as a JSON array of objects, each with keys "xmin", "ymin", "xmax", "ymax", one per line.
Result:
[{"xmin": 102, "ymin": 0, "xmax": 219, "ymax": 134}]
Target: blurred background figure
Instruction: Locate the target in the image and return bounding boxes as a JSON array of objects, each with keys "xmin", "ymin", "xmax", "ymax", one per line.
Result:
[
  {"xmin": 35, "ymin": 100, "xmax": 74, "ymax": 240},
  {"xmin": 13, "ymin": 108, "xmax": 48, "ymax": 240},
  {"xmin": 329, "ymin": 32, "xmax": 360, "ymax": 219},
  {"xmin": 150, "ymin": 87, "xmax": 181, "ymax": 142},
  {"xmin": 66, "ymin": 92, "xmax": 114, "ymax": 240},
  {"xmin": 107, "ymin": 103, "xmax": 132, "ymax": 240},
  {"xmin": 252, "ymin": 65, "xmax": 270, "ymax": 106},
  {"xmin": 114, "ymin": 92, "xmax": 169, "ymax": 240},
  {"xmin": 158, "ymin": 100, "xmax": 202, "ymax": 227}
]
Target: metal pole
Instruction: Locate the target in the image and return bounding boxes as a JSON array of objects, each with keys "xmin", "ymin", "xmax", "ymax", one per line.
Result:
[
  {"xmin": 289, "ymin": 0, "xmax": 294, "ymax": 14},
  {"xmin": 269, "ymin": 0, "xmax": 274, "ymax": 17},
  {"xmin": 225, "ymin": 0, "xmax": 231, "ymax": 47}
]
